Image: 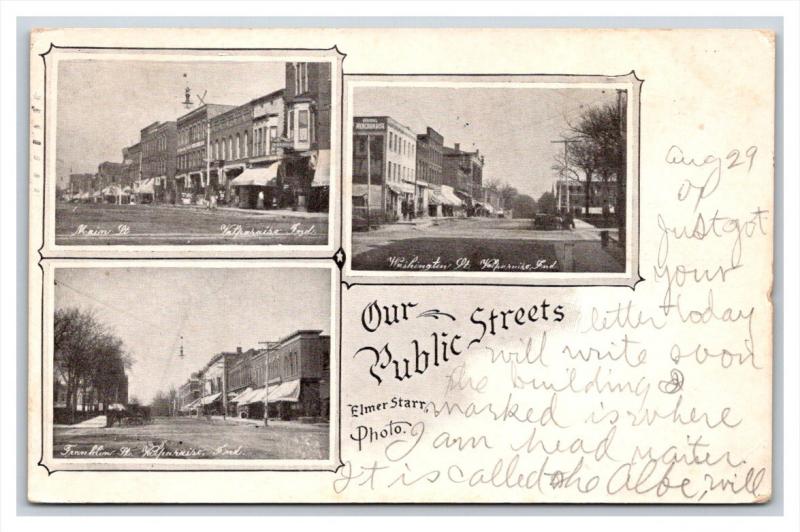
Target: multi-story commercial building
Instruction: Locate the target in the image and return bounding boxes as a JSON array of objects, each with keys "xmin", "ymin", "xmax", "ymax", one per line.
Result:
[
  {"xmin": 282, "ymin": 62, "xmax": 332, "ymax": 212},
  {"xmin": 177, "ymin": 375, "xmax": 202, "ymax": 415},
  {"xmin": 225, "ymin": 90, "xmax": 287, "ymax": 210},
  {"xmin": 352, "ymin": 116, "xmax": 418, "ymax": 221},
  {"xmin": 209, "ymin": 102, "xmax": 254, "ymax": 203},
  {"xmin": 443, "ymin": 143, "xmax": 484, "ymax": 212},
  {"xmin": 416, "ymin": 127, "xmax": 445, "ymax": 217},
  {"xmin": 123, "ymin": 142, "xmax": 141, "ymax": 188},
  {"xmin": 175, "ymin": 103, "xmax": 235, "ymax": 202},
  {"xmin": 140, "ymin": 121, "xmax": 177, "ymax": 203},
  {"xmin": 189, "ymin": 330, "xmax": 330, "ymax": 421}
]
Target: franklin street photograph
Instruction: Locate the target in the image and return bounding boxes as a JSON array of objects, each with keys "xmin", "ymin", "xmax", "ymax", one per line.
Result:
[
  {"xmin": 348, "ymin": 80, "xmax": 630, "ymax": 273},
  {"xmin": 51, "ymin": 266, "xmax": 332, "ymax": 461},
  {"xmin": 54, "ymin": 55, "xmax": 333, "ymax": 245}
]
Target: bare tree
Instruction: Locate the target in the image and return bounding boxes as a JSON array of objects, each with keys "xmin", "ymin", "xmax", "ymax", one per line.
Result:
[
  {"xmin": 54, "ymin": 307, "xmax": 131, "ymax": 423},
  {"xmin": 568, "ymin": 103, "xmax": 625, "ymax": 216}
]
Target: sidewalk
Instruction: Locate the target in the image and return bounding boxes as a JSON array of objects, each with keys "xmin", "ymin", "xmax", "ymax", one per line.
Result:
[
  {"xmin": 207, "ymin": 415, "xmax": 327, "ymax": 428},
  {"xmin": 149, "ymin": 203, "xmax": 327, "ymax": 219}
]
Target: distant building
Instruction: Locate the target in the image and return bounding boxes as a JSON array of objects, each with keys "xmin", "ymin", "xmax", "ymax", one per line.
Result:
[
  {"xmin": 177, "ymin": 375, "xmax": 202, "ymax": 415},
  {"xmin": 443, "ymin": 143, "xmax": 484, "ymax": 212},
  {"xmin": 140, "ymin": 121, "xmax": 177, "ymax": 203},
  {"xmin": 554, "ymin": 177, "xmax": 617, "ymax": 216}
]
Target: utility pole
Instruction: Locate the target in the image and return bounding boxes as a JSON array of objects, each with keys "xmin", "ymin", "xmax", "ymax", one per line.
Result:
[
  {"xmin": 365, "ymin": 134, "xmax": 371, "ymax": 231},
  {"xmin": 258, "ymin": 341, "xmax": 271, "ymax": 427},
  {"xmin": 551, "ymin": 139, "xmax": 580, "ymax": 214}
]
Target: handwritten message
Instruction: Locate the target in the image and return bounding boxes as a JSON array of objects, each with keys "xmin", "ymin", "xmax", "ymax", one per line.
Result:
[{"xmin": 338, "ymin": 142, "xmax": 771, "ymax": 503}]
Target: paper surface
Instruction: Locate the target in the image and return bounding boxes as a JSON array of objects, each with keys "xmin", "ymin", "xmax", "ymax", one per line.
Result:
[{"xmin": 28, "ymin": 27, "xmax": 774, "ymax": 503}]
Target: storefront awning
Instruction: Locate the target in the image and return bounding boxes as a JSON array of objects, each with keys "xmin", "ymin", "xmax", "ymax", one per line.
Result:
[
  {"xmin": 312, "ymin": 150, "xmax": 330, "ymax": 187},
  {"xmin": 386, "ymin": 182, "xmax": 415, "ymax": 195},
  {"xmin": 134, "ymin": 178, "xmax": 155, "ymax": 194},
  {"xmin": 243, "ymin": 384, "xmax": 278, "ymax": 405},
  {"xmin": 230, "ymin": 387, "xmax": 253, "ymax": 403},
  {"xmin": 199, "ymin": 392, "xmax": 221, "ymax": 406},
  {"xmin": 270, "ymin": 379, "xmax": 301, "ymax": 403},
  {"xmin": 240, "ymin": 381, "xmax": 301, "ymax": 404},
  {"xmin": 439, "ymin": 186, "xmax": 464, "ymax": 207},
  {"xmin": 181, "ymin": 398, "xmax": 201, "ymax": 411},
  {"xmin": 229, "ymin": 165, "xmax": 279, "ymax": 187}
]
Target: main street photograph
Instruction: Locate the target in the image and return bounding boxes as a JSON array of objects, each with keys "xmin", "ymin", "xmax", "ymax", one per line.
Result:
[
  {"xmin": 348, "ymin": 79, "xmax": 631, "ymax": 274},
  {"xmin": 54, "ymin": 54, "xmax": 333, "ymax": 246},
  {"xmin": 50, "ymin": 266, "xmax": 332, "ymax": 463}
]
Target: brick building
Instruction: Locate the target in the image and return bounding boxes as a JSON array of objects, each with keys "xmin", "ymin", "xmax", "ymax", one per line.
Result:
[
  {"xmin": 140, "ymin": 121, "xmax": 177, "ymax": 203},
  {"xmin": 190, "ymin": 330, "xmax": 330, "ymax": 421},
  {"xmin": 282, "ymin": 62, "xmax": 332, "ymax": 212},
  {"xmin": 416, "ymin": 127, "xmax": 445, "ymax": 217},
  {"xmin": 175, "ymin": 103, "xmax": 235, "ymax": 203},
  {"xmin": 209, "ymin": 103, "xmax": 256, "ymax": 207},
  {"xmin": 443, "ymin": 143, "xmax": 484, "ymax": 213}
]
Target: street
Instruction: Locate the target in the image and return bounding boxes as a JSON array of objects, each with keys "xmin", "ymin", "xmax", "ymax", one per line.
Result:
[
  {"xmin": 351, "ymin": 217, "xmax": 625, "ymax": 273},
  {"xmin": 53, "ymin": 415, "xmax": 329, "ymax": 460},
  {"xmin": 55, "ymin": 203, "xmax": 328, "ymax": 245}
]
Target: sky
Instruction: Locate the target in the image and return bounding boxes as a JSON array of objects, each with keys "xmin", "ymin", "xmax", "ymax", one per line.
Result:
[
  {"xmin": 55, "ymin": 59, "xmax": 286, "ymax": 187},
  {"xmin": 54, "ymin": 267, "xmax": 331, "ymax": 404},
  {"xmin": 353, "ymin": 85, "xmax": 618, "ymax": 199}
]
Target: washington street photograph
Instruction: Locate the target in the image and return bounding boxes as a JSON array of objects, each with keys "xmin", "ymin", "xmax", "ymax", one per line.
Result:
[
  {"xmin": 51, "ymin": 266, "xmax": 333, "ymax": 462},
  {"xmin": 348, "ymin": 79, "xmax": 632, "ymax": 274},
  {"xmin": 53, "ymin": 54, "xmax": 333, "ymax": 246}
]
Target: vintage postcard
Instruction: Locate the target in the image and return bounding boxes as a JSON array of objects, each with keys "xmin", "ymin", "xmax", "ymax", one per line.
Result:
[{"xmin": 29, "ymin": 27, "xmax": 774, "ymax": 504}]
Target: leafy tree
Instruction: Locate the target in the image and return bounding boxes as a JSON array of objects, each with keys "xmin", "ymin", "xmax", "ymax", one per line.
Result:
[
  {"xmin": 537, "ymin": 191, "xmax": 558, "ymax": 215},
  {"xmin": 511, "ymin": 194, "xmax": 537, "ymax": 219}
]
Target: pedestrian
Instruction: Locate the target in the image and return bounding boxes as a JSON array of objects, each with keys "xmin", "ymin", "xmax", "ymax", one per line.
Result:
[
  {"xmin": 210, "ymin": 192, "xmax": 217, "ymax": 210},
  {"xmin": 401, "ymin": 199, "xmax": 408, "ymax": 221}
]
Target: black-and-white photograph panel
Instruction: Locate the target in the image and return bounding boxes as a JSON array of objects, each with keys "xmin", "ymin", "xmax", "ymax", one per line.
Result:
[
  {"xmin": 43, "ymin": 47, "xmax": 340, "ymax": 252},
  {"xmin": 344, "ymin": 74, "xmax": 640, "ymax": 286},
  {"xmin": 42, "ymin": 262, "xmax": 337, "ymax": 471}
]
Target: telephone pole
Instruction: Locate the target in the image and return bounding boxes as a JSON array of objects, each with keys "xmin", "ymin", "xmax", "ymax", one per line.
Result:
[
  {"xmin": 258, "ymin": 341, "xmax": 271, "ymax": 427},
  {"xmin": 551, "ymin": 138, "xmax": 580, "ymax": 213}
]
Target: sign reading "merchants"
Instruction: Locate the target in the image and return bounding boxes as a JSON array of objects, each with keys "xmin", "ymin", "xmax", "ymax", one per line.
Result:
[{"xmin": 354, "ymin": 117, "xmax": 386, "ymax": 131}]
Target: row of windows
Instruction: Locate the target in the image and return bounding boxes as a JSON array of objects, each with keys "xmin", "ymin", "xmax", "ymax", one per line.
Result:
[
  {"xmin": 387, "ymin": 161, "xmax": 414, "ymax": 182},
  {"xmin": 416, "ymin": 163, "xmax": 442, "ymax": 184},
  {"xmin": 253, "ymin": 125, "xmax": 279, "ymax": 157},
  {"xmin": 143, "ymin": 160, "xmax": 167, "ymax": 176},
  {"xmin": 178, "ymin": 122, "xmax": 205, "ymax": 147},
  {"xmin": 293, "ymin": 63, "xmax": 310, "ymax": 95},
  {"xmin": 388, "ymin": 130, "xmax": 415, "ymax": 158},
  {"xmin": 268, "ymin": 352, "xmax": 300, "ymax": 381},
  {"xmin": 143, "ymin": 134, "xmax": 168, "ymax": 156},
  {"xmin": 177, "ymin": 150, "xmax": 206, "ymax": 171},
  {"xmin": 210, "ymin": 132, "xmax": 249, "ymax": 161}
]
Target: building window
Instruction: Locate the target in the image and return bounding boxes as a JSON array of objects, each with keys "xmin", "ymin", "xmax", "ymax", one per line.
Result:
[
  {"xmin": 235, "ymin": 134, "xmax": 241, "ymax": 160},
  {"xmin": 288, "ymin": 110, "xmax": 294, "ymax": 140},
  {"xmin": 298, "ymin": 109, "xmax": 309, "ymax": 142},
  {"xmin": 269, "ymin": 126, "xmax": 277, "ymax": 154},
  {"xmin": 244, "ymin": 131, "xmax": 249, "ymax": 158}
]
